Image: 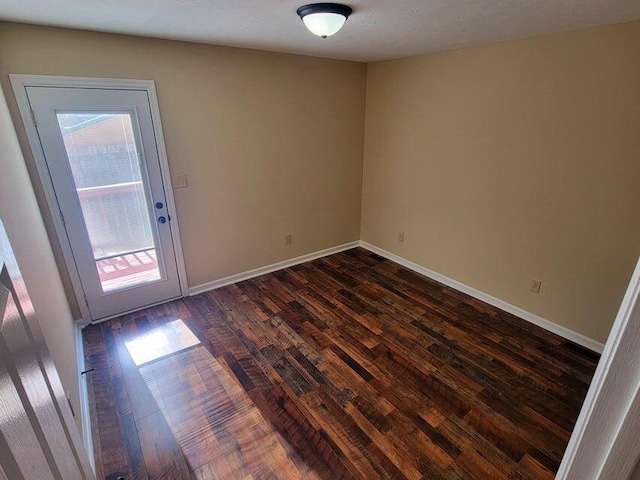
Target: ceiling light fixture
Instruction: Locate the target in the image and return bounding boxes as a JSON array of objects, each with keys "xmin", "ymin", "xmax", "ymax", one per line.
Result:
[{"xmin": 297, "ymin": 3, "xmax": 353, "ymax": 38}]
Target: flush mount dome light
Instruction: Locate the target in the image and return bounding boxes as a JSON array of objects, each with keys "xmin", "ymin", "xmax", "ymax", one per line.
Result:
[{"xmin": 297, "ymin": 3, "xmax": 353, "ymax": 38}]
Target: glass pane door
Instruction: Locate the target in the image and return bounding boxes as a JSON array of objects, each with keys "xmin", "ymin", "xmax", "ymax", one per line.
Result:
[
  {"xmin": 25, "ymin": 84, "xmax": 181, "ymax": 321},
  {"xmin": 57, "ymin": 112, "xmax": 161, "ymax": 293}
]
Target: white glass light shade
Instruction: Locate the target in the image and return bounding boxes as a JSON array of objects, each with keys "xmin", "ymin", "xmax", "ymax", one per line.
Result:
[{"xmin": 302, "ymin": 12, "xmax": 347, "ymax": 37}]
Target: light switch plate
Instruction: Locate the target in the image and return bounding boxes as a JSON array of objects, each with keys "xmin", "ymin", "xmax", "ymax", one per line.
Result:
[{"xmin": 172, "ymin": 174, "xmax": 188, "ymax": 189}]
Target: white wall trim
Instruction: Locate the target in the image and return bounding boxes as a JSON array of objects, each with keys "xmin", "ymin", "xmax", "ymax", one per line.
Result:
[
  {"xmin": 10, "ymin": 75, "xmax": 92, "ymax": 323},
  {"xmin": 89, "ymin": 294, "xmax": 181, "ymax": 325},
  {"xmin": 9, "ymin": 74, "xmax": 189, "ymax": 323},
  {"xmin": 143, "ymin": 81, "xmax": 189, "ymax": 299},
  {"xmin": 188, "ymin": 241, "xmax": 360, "ymax": 296},
  {"xmin": 74, "ymin": 321, "xmax": 95, "ymax": 473},
  {"xmin": 359, "ymin": 241, "xmax": 604, "ymax": 353},
  {"xmin": 8, "ymin": 74, "xmax": 163, "ymax": 91},
  {"xmin": 189, "ymin": 238, "xmax": 604, "ymax": 353}
]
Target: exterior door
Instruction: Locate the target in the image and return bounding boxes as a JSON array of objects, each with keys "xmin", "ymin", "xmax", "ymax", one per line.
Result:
[
  {"xmin": 0, "ymin": 218, "xmax": 95, "ymax": 479},
  {"xmin": 24, "ymin": 86, "xmax": 181, "ymax": 320}
]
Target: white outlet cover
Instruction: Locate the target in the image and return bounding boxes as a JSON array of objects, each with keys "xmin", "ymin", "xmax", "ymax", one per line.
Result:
[
  {"xmin": 529, "ymin": 279, "xmax": 542, "ymax": 293},
  {"xmin": 172, "ymin": 174, "xmax": 188, "ymax": 189}
]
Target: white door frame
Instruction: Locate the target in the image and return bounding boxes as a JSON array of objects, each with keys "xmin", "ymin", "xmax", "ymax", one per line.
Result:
[
  {"xmin": 10, "ymin": 75, "xmax": 189, "ymax": 325},
  {"xmin": 556, "ymin": 255, "xmax": 640, "ymax": 479}
]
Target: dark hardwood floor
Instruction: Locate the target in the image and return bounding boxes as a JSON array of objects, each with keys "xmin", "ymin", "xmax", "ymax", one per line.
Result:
[{"xmin": 84, "ymin": 247, "xmax": 599, "ymax": 480}]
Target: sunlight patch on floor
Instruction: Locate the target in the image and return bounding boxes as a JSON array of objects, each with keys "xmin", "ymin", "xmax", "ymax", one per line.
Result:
[{"xmin": 124, "ymin": 319, "xmax": 200, "ymax": 366}]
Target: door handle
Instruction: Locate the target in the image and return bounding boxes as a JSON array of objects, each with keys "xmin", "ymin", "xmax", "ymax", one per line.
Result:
[
  {"xmin": 157, "ymin": 216, "xmax": 167, "ymax": 224},
  {"xmin": 155, "ymin": 202, "xmax": 164, "ymax": 209}
]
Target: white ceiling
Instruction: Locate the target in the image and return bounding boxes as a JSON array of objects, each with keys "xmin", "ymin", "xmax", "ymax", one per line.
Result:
[{"xmin": 1, "ymin": 0, "xmax": 639, "ymax": 62}]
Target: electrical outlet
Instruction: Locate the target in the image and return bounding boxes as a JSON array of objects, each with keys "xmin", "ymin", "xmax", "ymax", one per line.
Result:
[
  {"xmin": 398, "ymin": 232, "xmax": 405, "ymax": 243},
  {"xmin": 285, "ymin": 234, "xmax": 292, "ymax": 246},
  {"xmin": 529, "ymin": 279, "xmax": 542, "ymax": 293}
]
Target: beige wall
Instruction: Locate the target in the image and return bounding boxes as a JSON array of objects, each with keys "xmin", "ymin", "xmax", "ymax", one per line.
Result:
[
  {"xmin": 2, "ymin": 20, "xmax": 639, "ymax": 346},
  {"xmin": 362, "ymin": 21, "xmax": 640, "ymax": 343},
  {"xmin": 0, "ymin": 84, "xmax": 81, "ymax": 430},
  {"xmin": 0, "ymin": 22, "xmax": 367, "ymax": 317}
]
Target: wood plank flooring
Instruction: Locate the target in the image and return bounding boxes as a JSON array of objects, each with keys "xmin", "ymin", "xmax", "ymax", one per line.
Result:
[{"xmin": 84, "ymin": 247, "xmax": 600, "ymax": 480}]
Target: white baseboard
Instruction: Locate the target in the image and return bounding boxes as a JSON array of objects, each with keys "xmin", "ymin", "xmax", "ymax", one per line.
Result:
[
  {"xmin": 187, "ymin": 238, "xmax": 603, "ymax": 353},
  {"xmin": 75, "ymin": 322, "xmax": 95, "ymax": 473},
  {"xmin": 359, "ymin": 241, "xmax": 605, "ymax": 354},
  {"xmin": 188, "ymin": 241, "xmax": 361, "ymax": 296}
]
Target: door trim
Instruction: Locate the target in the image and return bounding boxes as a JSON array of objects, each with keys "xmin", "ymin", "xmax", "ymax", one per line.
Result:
[
  {"xmin": 74, "ymin": 321, "xmax": 95, "ymax": 472},
  {"xmin": 10, "ymin": 75, "xmax": 189, "ymax": 325},
  {"xmin": 555, "ymin": 254, "xmax": 640, "ymax": 479}
]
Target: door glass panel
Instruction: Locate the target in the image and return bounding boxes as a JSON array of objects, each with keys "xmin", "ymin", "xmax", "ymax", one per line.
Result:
[{"xmin": 57, "ymin": 112, "xmax": 161, "ymax": 293}]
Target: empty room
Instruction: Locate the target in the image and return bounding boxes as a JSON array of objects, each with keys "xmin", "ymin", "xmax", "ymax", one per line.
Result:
[{"xmin": 1, "ymin": 1, "xmax": 640, "ymax": 479}]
